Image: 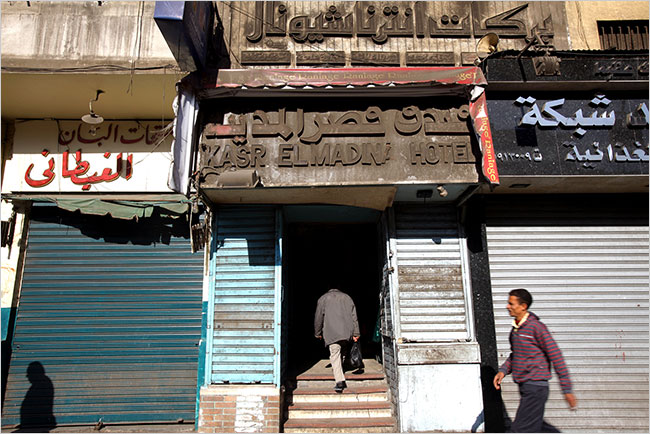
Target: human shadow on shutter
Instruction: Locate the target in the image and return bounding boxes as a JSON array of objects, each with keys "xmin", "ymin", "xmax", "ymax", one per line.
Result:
[{"xmin": 17, "ymin": 362, "xmax": 56, "ymax": 432}]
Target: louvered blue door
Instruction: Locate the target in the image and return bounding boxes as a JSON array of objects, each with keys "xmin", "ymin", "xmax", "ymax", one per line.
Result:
[
  {"xmin": 207, "ymin": 206, "xmax": 282, "ymax": 385},
  {"xmin": 2, "ymin": 205, "xmax": 203, "ymax": 428}
]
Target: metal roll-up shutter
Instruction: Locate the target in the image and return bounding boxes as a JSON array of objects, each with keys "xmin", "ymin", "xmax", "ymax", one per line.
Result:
[
  {"xmin": 486, "ymin": 198, "xmax": 649, "ymax": 433},
  {"xmin": 207, "ymin": 206, "xmax": 281, "ymax": 385},
  {"xmin": 2, "ymin": 205, "xmax": 203, "ymax": 428},
  {"xmin": 392, "ymin": 204, "xmax": 471, "ymax": 342}
]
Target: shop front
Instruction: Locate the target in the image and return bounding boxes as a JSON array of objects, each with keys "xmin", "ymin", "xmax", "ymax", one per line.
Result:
[
  {"xmin": 190, "ymin": 67, "xmax": 498, "ymax": 432},
  {"xmin": 472, "ymin": 70, "xmax": 649, "ymax": 432},
  {"xmin": 1, "ymin": 120, "xmax": 204, "ymax": 428}
]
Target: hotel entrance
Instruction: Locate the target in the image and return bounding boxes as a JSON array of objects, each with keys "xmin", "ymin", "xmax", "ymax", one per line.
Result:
[{"xmin": 281, "ymin": 205, "xmax": 384, "ymax": 378}]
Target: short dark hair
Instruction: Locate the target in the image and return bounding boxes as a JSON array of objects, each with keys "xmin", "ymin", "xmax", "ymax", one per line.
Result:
[{"xmin": 509, "ymin": 288, "xmax": 533, "ymax": 308}]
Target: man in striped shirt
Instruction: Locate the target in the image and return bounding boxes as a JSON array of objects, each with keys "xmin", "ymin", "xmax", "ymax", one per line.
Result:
[{"xmin": 493, "ymin": 288, "xmax": 577, "ymax": 432}]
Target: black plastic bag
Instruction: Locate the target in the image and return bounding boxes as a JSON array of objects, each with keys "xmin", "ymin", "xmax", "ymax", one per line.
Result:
[{"xmin": 349, "ymin": 340, "xmax": 364, "ymax": 369}]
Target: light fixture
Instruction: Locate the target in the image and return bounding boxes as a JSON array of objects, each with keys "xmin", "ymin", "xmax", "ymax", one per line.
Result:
[
  {"xmin": 436, "ymin": 185, "xmax": 448, "ymax": 197},
  {"xmin": 217, "ymin": 169, "xmax": 261, "ymax": 188},
  {"xmin": 81, "ymin": 89, "xmax": 105, "ymax": 125}
]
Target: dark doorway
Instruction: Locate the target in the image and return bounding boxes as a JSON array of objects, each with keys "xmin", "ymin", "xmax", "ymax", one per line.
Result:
[{"xmin": 283, "ymin": 221, "xmax": 382, "ymax": 377}]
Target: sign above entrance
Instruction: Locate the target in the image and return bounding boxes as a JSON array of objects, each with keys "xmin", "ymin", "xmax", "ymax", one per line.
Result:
[
  {"xmin": 190, "ymin": 67, "xmax": 499, "ymax": 185},
  {"xmin": 198, "ymin": 98, "xmax": 483, "ymax": 190},
  {"xmin": 3, "ymin": 121, "xmax": 176, "ymax": 193}
]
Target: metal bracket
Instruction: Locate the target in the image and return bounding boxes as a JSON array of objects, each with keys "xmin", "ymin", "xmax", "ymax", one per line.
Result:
[{"xmin": 533, "ymin": 56, "xmax": 561, "ymax": 76}]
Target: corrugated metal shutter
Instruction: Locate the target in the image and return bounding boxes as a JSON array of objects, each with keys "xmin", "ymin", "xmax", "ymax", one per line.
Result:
[
  {"xmin": 207, "ymin": 206, "xmax": 281, "ymax": 384},
  {"xmin": 391, "ymin": 204, "xmax": 471, "ymax": 342},
  {"xmin": 486, "ymin": 200, "xmax": 649, "ymax": 433},
  {"xmin": 2, "ymin": 205, "xmax": 203, "ymax": 427}
]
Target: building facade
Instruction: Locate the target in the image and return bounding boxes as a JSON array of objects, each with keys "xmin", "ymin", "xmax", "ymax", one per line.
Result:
[{"xmin": 2, "ymin": 1, "xmax": 648, "ymax": 433}]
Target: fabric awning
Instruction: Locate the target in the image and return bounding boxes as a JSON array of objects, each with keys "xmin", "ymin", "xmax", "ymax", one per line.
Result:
[
  {"xmin": 185, "ymin": 66, "xmax": 499, "ymax": 184},
  {"xmin": 1, "ymin": 195, "xmax": 190, "ymax": 220},
  {"xmin": 192, "ymin": 66, "xmax": 486, "ymax": 97}
]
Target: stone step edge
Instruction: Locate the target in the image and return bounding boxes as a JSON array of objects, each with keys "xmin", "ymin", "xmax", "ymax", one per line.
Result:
[
  {"xmin": 283, "ymin": 417, "xmax": 396, "ymax": 429},
  {"xmin": 295, "ymin": 373, "xmax": 385, "ymax": 381},
  {"xmin": 288, "ymin": 401, "xmax": 391, "ymax": 411},
  {"xmin": 291, "ymin": 385, "xmax": 388, "ymax": 395}
]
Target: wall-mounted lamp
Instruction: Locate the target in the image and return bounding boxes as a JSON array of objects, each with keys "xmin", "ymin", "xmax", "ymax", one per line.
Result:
[
  {"xmin": 436, "ymin": 185, "xmax": 448, "ymax": 197},
  {"xmin": 81, "ymin": 90, "xmax": 105, "ymax": 125},
  {"xmin": 217, "ymin": 169, "xmax": 261, "ymax": 188}
]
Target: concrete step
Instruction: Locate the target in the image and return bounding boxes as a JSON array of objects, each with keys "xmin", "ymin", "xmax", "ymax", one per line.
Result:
[
  {"xmin": 293, "ymin": 378, "xmax": 388, "ymax": 390},
  {"xmin": 291, "ymin": 392, "xmax": 387, "ymax": 404},
  {"xmin": 287, "ymin": 401, "xmax": 392, "ymax": 419},
  {"xmin": 296, "ymin": 371, "xmax": 385, "ymax": 381},
  {"xmin": 288, "ymin": 384, "xmax": 388, "ymax": 404},
  {"xmin": 283, "ymin": 417, "xmax": 396, "ymax": 433}
]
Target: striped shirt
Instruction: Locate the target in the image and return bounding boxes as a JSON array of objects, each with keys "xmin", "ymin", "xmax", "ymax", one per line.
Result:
[{"xmin": 499, "ymin": 312, "xmax": 573, "ymax": 394}]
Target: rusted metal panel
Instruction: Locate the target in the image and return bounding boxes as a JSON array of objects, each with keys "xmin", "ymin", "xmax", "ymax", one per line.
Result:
[
  {"xmin": 486, "ymin": 198, "xmax": 649, "ymax": 432},
  {"xmin": 2, "ymin": 205, "xmax": 203, "ymax": 427},
  {"xmin": 397, "ymin": 342, "xmax": 480, "ymax": 364},
  {"xmin": 216, "ymin": 1, "xmax": 569, "ymax": 69}
]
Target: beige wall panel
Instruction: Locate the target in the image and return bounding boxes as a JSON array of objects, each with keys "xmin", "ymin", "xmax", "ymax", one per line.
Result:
[{"xmin": 565, "ymin": 1, "xmax": 649, "ymax": 50}]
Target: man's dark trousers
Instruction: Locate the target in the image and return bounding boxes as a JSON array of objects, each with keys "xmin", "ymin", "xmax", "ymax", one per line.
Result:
[{"xmin": 509, "ymin": 382, "xmax": 560, "ymax": 433}]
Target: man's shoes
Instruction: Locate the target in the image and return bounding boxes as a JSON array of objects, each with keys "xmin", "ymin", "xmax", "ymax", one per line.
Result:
[{"xmin": 334, "ymin": 381, "xmax": 347, "ymax": 393}]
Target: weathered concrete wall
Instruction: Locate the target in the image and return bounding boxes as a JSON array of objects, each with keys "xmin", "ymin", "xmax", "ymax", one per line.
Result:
[
  {"xmin": 565, "ymin": 1, "xmax": 649, "ymax": 50},
  {"xmin": 1, "ymin": 1, "xmax": 176, "ymax": 70}
]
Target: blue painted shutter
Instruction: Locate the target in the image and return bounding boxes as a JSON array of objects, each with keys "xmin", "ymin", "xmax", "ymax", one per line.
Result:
[
  {"xmin": 207, "ymin": 206, "xmax": 281, "ymax": 385},
  {"xmin": 2, "ymin": 206, "xmax": 203, "ymax": 427}
]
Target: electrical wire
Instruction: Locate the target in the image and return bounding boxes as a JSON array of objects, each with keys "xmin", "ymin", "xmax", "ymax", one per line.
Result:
[{"xmin": 1, "ymin": 64, "xmax": 181, "ymax": 73}]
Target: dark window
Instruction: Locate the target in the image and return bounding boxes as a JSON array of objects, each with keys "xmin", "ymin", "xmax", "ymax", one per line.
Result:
[{"xmin": 598, "ymin": 20, "xmax": 649, "ymax": 50}]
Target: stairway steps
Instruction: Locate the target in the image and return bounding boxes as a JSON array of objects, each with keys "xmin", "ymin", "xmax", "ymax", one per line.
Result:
[
  {"xmin": 293, "ymin": 385, "xmax": 388, "ymax": 395},
  {"xmin": 296, "ymin": 372, "xmax": 384, "ymax": 381},
  {"xmin": 284, "ymin": 359, "xmax": 396, "ymax": 433},
  {"xmin": 289, "ymin": 401, "xmax": 391, "ymax": 411},
  {"xmin": 295, "ymin": 378, "xmax": 387, "ymax": 389},
  {"xmin": 292, "ymin": 393, "xmax": 388, "ymax": 403},
  {"xmin": 284, "ymin": 416, "xmax": 396, "ymax": 432}
]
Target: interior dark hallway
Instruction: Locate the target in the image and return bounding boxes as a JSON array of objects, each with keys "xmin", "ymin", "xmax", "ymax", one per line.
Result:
[{"xmin": 283, "ymin": 222, "xmax": 382, "ymax": 378}]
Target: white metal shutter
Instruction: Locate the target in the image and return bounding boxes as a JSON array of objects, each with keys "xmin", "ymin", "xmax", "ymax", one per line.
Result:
[
  {"xmin": 391, "ymin": 204, "xmax": 472, "ymax": 342},
  {"xmin": 487, "ymin": 202, "xmax": 649, "ymax": 433}
]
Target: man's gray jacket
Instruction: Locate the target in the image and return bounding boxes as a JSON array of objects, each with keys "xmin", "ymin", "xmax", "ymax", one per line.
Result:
[{"xmin": 314, "ymin": 288, "xmax": 360, "ymax": 346}]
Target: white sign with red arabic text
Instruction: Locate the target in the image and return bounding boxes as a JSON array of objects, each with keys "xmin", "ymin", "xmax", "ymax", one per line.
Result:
[{"xmin": 3, "ymin": 120, "xmax": 176, "ymax": 193}]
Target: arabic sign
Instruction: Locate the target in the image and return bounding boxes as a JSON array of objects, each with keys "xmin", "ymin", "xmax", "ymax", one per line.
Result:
[
  {"xmin": 488, "ymin": 92, "xmax": 649, "ymax": 176},
  {"xmin": 216, "ymin": 2, "xmax": 567, "ymax": 68},
  {"xmin": 3, "ymin": 121, "xmax": 176, "ymax": 193},
  {"xmin": 243, "ymin": 1, "xmax": 551, "ymax": 42},
  {"xmin": 198, "ymin": 98, "xmax": 485, "ymax": 188}
]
